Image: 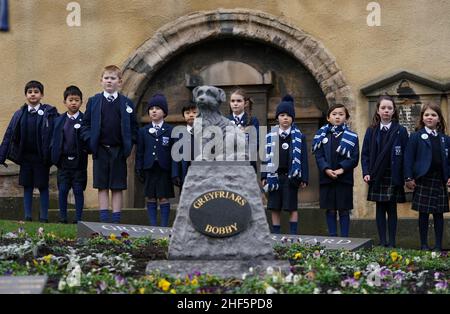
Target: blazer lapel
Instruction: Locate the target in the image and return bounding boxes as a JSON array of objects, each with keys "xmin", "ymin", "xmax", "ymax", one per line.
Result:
[{"xmin": 92, "ymin": 94, "xmax": 102, "ymax": 130}]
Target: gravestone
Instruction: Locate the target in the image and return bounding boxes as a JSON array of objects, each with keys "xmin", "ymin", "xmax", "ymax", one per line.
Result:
[
  {"xmin": 77, "ymin": 221, "xmax": 170, "ymax": 239},
  {"xmin": 0, "ymin": 276, "xmax": 47, "ymax": 294},
  {"xmin": 271, "ymin": 234, "xmax": 373, "ymax": 251}
]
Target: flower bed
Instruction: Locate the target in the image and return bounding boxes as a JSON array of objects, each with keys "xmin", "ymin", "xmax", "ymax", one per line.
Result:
[{"xmin": 0, "ymin": 227, "xmax": 449, "ymax": 294}]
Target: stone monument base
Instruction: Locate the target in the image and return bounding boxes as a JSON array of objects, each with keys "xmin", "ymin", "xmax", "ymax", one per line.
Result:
[{"xmin": 146, "ymin": 259, "xmax": 291, "ymax": 278}]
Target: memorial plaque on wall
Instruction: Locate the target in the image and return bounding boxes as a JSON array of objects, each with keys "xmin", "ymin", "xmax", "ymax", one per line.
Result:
[
  {"xmin": 397, "ymin": 103, "xmax": 422, "ymax": 134},
  {"xmin": 189, "ymin": 190, "xmax": 251, "ymax": 238},
  {"xmin": 362, "ymin": 75, "xmax": 445, "ymax": 135}
]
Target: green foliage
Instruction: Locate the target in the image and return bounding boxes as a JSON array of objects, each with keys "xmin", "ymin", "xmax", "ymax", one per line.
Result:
[{"xmin": 0, "ymin": 223, "xmax": 449, "ymax": 294}]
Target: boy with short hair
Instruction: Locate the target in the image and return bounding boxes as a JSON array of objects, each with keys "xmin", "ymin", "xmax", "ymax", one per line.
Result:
[
  {"xmin": 0, "ymin": 80, "xmax": 58, "ymax": 222},
  {"xmin": 51, "ymin": 85, "xmax": 88, "ymax": 224},
  {"xmin": 80, "ymin": 65, "xmax": 138, "ymax": 223},
  {"xmin": 172, "ymin": 103, "xmax": 197, "ymax": 188}
]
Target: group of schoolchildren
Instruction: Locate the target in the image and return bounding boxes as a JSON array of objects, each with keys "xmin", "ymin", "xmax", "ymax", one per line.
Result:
[{"xmin": 0, "ymin": 65, "xmax": 448, "ymax": 250}]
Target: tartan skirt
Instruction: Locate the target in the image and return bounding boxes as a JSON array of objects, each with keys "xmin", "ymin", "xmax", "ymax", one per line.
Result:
[
  {"xmin": 367, "ymin": 170, "xmax": 406, "ymax": 203},
  {"xmin": 412, "ymin": 172, "xmax": 449, "ymax": 214}
]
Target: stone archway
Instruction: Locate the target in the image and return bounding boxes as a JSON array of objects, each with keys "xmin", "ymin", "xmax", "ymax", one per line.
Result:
[{"xmin": 121, "ymin": 9, "xmax": 355, "ymax": 207}]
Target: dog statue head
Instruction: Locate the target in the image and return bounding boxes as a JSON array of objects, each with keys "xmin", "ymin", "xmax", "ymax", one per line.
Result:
[{"xmin": 192, "ymin": 85, "xmax": 226, "ymax": 112}]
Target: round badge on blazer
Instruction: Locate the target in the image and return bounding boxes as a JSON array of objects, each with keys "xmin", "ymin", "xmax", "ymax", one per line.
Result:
[
  {"xmin": 74, "ymin": 123, "xmax": 81, "ymax": 129},
  {"xmin": 322, "ymin": 137, "xmax": 329, "ymax": 144},
  {"xmin": 282, "ymin": 143, "xmax": 289, "ymax": 150},
  {"xmin": 126, "ymin": 106, "xmax": 133, "ymax": 114},
  {"xmin": 421, "ymin": 133, "xmax": 429, "ymax": 140},
  {"xmin": 37, "ymin": 109, "xmax": 44, "ymax": 116},
  {"xmin": 149, "ymin": 128, "xmax": 156, "ymax": 134}
]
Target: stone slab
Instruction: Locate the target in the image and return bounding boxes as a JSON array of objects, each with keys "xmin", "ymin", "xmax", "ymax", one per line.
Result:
[
  {"xmin": 146, "ymin": 260, "xmax": 291, "ymax": 278},
  {"xmin": 77, "ymin": 222, "xmax": 372, "ymax": 251},
  {"xmin": 0, "ymin": 276, "xmax": 47, "ymax": 294},
  {"xmin": 77, "ymin": 221, "xmax": 171, "ymax": 239},
  {"xmin": 271, "ymin": 234, "xmax": 373, "ymax": 251}
]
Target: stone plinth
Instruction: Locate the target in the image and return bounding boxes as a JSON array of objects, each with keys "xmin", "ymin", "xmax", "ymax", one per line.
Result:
[{"xmin": 168, "ymin": 161, "xmax": 275, "ymax": 260}]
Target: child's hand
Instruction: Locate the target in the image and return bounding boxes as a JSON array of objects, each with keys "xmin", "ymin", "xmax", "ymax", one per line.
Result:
[
  {"xmin": 261, "ymin": 179, "xmax": 267, "ymax": 186},
  {"xmin": 334, "ymin": 168, "xmax": 344, "ymax": 176},
  {"xmin": 325, "ymin": 169, "xmax": 337, "ymax": 179},
  {"xmin": 447, "ymin": 178, "xmax": 450, "ymax": 186},
  {"xmin": 172, "ymin": 177, "xmax": 181, "ymax": 187},
  {"xmin": 406, "ymin": 180, "xmax": 416, "ymax": 190},
  {"xmin": 300, "ymin": 182, "xmax": 307, "ymax": 189},
  {"xmin": 363, "ymin": 175, "xmax": 371, "ymax": 183}
]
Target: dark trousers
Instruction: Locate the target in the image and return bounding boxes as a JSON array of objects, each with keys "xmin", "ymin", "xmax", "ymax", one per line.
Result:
[
  {"xmin": 375, "ymin": 202, "xmax": 397, "ymax": 247},
  {"xmin": 419, "ymin": 213, "xmax": 444, "ymax": 250}
]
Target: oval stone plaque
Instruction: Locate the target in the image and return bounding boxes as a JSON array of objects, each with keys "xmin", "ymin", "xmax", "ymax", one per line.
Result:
[{"xmin": 189, "ymin": 190, "xmax": 251, "ymax": 238}]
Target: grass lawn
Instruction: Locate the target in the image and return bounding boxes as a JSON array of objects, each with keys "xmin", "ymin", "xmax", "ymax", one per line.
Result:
[{"xmin": 0, "ymin": 219, "xmax": 77, "ymax": 239}]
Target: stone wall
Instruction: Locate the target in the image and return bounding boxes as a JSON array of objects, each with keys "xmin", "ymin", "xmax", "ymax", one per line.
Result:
[{"xmin": 1, "ymin": 1, "xmax": 450, "ymax": 219}]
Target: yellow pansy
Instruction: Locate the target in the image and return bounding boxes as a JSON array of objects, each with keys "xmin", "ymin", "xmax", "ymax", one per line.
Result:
[
  {"xmin": 43, "ymin": 254, "xmax": 53, "ymax": 264},
  {"xmin": 191, "ymin": 278, "xmax": 199, "ymax": 286},
  {"xmin": 109, "ymin": 233, "xmax": 117, "ymax": 241},
  {"xmin": 354, "ymin": 271, "xmax": 361, "ymax": 280},
  {"xmin": 390, "ymin": 251, "xmax": 399, "ymax": 262},
  {"xmin": 293, "ymin": 252, "xmax": 303, "ymax": 260},
  {"xmin": 139, "ymin": 288, "xmax": 145, "ymax": 294},
  {"xmin": 158, "ymin": 278, "xmax": 171, "ymax": 291},
  {"xmin": 170, "ymin": 289, "xmax": 177, "ymax": 294},
  {"xmin": 405, "ymin": 258, "xmax": 411, "ymax": 266}
]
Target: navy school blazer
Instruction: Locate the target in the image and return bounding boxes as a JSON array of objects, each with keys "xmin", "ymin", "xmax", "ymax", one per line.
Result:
[
  {"xmin": 361, "ymin": 122, "xmax": 409, "ymax": 186},
  {"xmin": 0, "ymin": 104, "xmax": 58, "ymax": 166},
  {"xmin": 314, "ymin": 132, "xmax": 359, "ymax": 185},
  {"xmin": 80, "ymin": 93, "xmax": 138, "ymax": 158},
  {"xmin": 135, "ymin": 122, "xmax": 175, "ymax": 172},
  {"xmin": 404, "ymin": 128, "xmax": 450, "ymax": 182},
  {"xmin": 50, "ymin": 111, "xmax": 88, "ymax": 169},
  {"xmin": 227, "ymin": 112, "xmax": 260, "ymax": 144}
]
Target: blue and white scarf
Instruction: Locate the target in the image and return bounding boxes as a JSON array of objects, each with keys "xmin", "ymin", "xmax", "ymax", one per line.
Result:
[
  {"xmin": 264, "ymin": 124, "xmax": 303, "ymax": 192},
  {"xmin": 312, "ymin": 123, "xmax": 358, "ymax": 158}
]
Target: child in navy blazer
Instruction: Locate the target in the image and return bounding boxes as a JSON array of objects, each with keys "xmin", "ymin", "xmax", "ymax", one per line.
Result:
[
  {"xmin": 80, "ymin": 65, "xmax": 138, "ymax": 223},
  {"xmin": 313, "ymin": 104, "xmax": 359, "ymax": 237},
  {"xmin": 0, "ymin": 80, "xmax": 58, "ymax": 222},
  {"xmin": 51, "ymin": 86, "xmax": 88, "ymax": 224},
  {"xmin": 227, "ymin": 88, "xmax": 260, "ymax": 171},
  {"xmin": 362, "ymin": 95, "xmax": 409, "ymax": 247},
  {"xmin": 261, "ymin": 95, "xmax": 308, "ymax": 235},
  {"xmin": 404, "ymin": 102, "xmax": 450, "ymax": 251},
  {"xmin": 136, "ymin": 94, "xmax": 175, "ymax": 227},
  {"xmin": 172, "ymin": 103, "xmax": 197, "ymax": 188}
]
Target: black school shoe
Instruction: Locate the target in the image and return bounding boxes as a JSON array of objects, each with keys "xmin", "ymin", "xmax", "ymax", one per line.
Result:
[
  {"xmin": 39, "ymin": 218, "xmax": 49, "ymax": 223},
  {"xmin": 25, "ymin": 217, "xmax": 32, "ymax": 222},
  {"xmin": 59, "ymin": 219, "xmax": 68, "ymax": 224}
]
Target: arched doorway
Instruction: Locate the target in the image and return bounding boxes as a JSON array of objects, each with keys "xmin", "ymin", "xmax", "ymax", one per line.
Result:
[{"xmin": 121, "ymin": 9, "xmax": 355, "ymax": 208}]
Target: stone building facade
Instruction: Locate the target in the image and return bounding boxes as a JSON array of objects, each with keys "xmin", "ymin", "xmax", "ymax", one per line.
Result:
[{"xmin": 1, "ymin": 1, "xmax": 450, "ymax": 219}]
